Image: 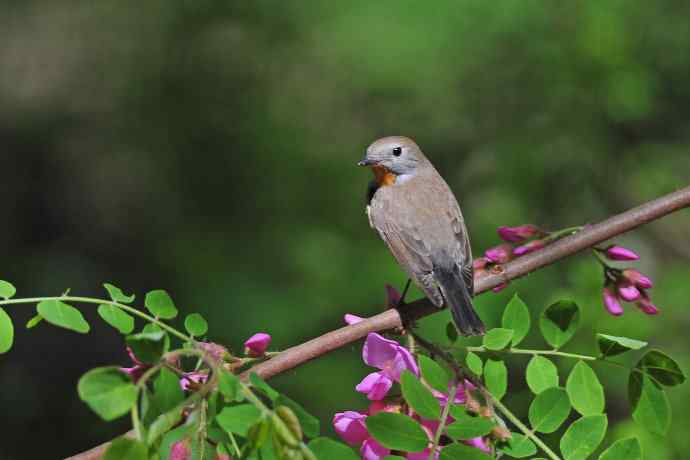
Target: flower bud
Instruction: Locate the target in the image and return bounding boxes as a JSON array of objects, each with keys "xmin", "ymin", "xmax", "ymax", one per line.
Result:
[
  {"xmin": 485, "ymin": 244, "xmax": 513, "ymax": 264},
  {"xmin": 497, "ymin": 224, "xmax": 541, "ymax": 242},
  {"xmin": 473, "ymin": 257, "xmax": 489, "ymax": 270},
  {"xmin": 622, "ymin": 269, "xmax": 653, "ymax": 289},
  {"xmin": 170, "ymin": 440, "xmax": 191, "ymax": 460},
  {"xmin": 605, "ymin": 246, "xmax": 639, "ymax": 261},
  {"xmin": 636, "ymin": 295, "xmax": 659, "ymax": 315},
  {"xmin": 344, "ymin": 314, "xmax": 364, "ymax": 325},
  {"xmin": 602, "ymin": 287, "xmax": 623, "ymax": 316},
  {"xmin": 617, "ymin": 282, "xmax": 641, "ymax": 302},
  {"xmin": 244, "ymin": 333, "xmax": 271, "ymax": 357},
  {"xmin": 513, "ymin": 239, "xmax": 545, "ymax": 256}
]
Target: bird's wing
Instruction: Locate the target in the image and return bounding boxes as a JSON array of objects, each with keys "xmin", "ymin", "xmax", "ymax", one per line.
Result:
[{"xmin": 444, "ymin": 192, "xmax": 474, "ymax": 295}]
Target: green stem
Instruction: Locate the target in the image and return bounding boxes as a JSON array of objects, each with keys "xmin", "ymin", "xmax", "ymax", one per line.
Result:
[
  {"xmin": 483, "ymin": 390, "xmax": 562, "ymax": 460},
  {"xmin": 466, "ymin": 346, "xmax": 596, "ymax": 361},
  {"xmin": 546, "ymin": 225, "xmax": 583, "ymax": 242},
  {"xmin": 228, "ymin": 432, "xmax": 242, "ymax": 458},
  {"xmin": 0, "ymin": 296, "xmax": 193, "ymax": 342},
  {"xmin": 429, "ymin": 382, "xmax": 458, "ymax": 460},
  {"xmin": 131, "ymin": 363, "xmax": 165, "ymax": 441}
]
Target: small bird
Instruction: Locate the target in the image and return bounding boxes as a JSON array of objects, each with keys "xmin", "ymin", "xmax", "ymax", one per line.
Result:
[{"xmin": 358, "ymin": 136, "xmax": 485, "ymax": 336}]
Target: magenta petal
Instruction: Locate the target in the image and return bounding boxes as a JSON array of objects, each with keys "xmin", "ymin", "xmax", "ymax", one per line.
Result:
[
  {"xmin": 623, "ymin": 269, "xmax": 653, "ymax": 289},
  {"xmin": 407, "ymin": 449, "xmax": 438, "ymax": 460},
  {"xmin": 344, "ymin": 314, "xmax": 365, "ymax": 325},
  {"xmin": 395, "ymin": 344, "xmax": 420, "ymax": 377},
  {"xmin": 618, "ymin": 283, "xmax": 641, "ymax": 301},
  {"xmin": 497, "ymin": 224, "xmax": 540, "ymax": 242},
  {"xmin": 464, "ymin": 437, "xmax": 491, "ymax": 453},
  {"xmin": 636, "ymin": 296, "xmax": 659, "ymax": 315},
  {"xmin": 603, "ymin": 287, "xmax": 624, "ymax": 316},
  {"xmin": 485, "ymin": 244, "xmax": 511, "ymax": 263},
  {"xmin": 605, "ymin": 246, "xmax": 640, "ymax": 261},
  {"xmin": 244, "ymin": 332, "xmax": 271, "ymax": 356},
  {"xmin": 361, "ymin": 438, "xmax": 390, "ymax": 460},
  {"xmin": 356, "ymin": 372, "xmax": 393, "ymax": 400},
  {"xmin": 333, "ymin": 411, "xmax": 369, "ymax": 446},
  {"xmin": 170, "ymin": 441, "xmax": 191, "ymax": 460},
  {"xmin": 362, "ymin": 333, "xmax": 399, "ymax": 368}
]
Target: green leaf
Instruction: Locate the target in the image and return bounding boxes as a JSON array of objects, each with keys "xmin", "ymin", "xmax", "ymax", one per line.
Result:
[
  {"xmin": 539, "ymin": 300, "xmax": 580, "ymax": 348},
  {"xmin": 526, "ymin": 355, "xmax": 559, "ymax": 394},
  {"xmin": 566, "ymin": 361, "xmax": 605, "ymax": 416},
  {"xmin": 144, "ymin": 289, "xmax": 178, "ymax": 319},
  {"xmin": 103, "ymin": 437, "xmax": 147, "ymax": 460},
  {"xmin": 217, "ymin": 404, "xmax": 262, "ymax": 436},
  {"xmin": 154, "ymin": 368, "xmax": 184, "ymax": 412},
  {"xmin": 560, "ymin": 415, "xmax": 608, "ymax": 460},
  {"xmin": 445, "ymin": 414, "xmax": 494, "ymax": 439},
  {"xmin": 276, "ymin": 394, "xmax": 321, "ymax": 438},
  {"xmin": 147, "ymin": 404, "xmax": 185, "ymax": 445},
  {"xmin": 528, "ymin": 387, "xmax": 571, "ymax": 433},
  {"xmin": 446, "ymin": 322, "xmax": 458, "ymax": 343},
  {"xmin": 160, "ymin": 425, "xmax": 193, "ymax": 460},
  {"xmin": 218, "ymin": 370, "xmax": 241, "ymax": 401},
  {"xmin": 0, "ymin": 280, "xmax": 16, "ymax": 299},
  {"xmin": 466, "ymin": 352, "xmax": 483, "ymax": 376},
  {"xmin": 483, "ymin": 328, "xmax": 514, "ymax": 350},
  {"xmin": 250, "ymin": 372, "xmax": 280, "ymax": 401},
  {"xmin": 439, "ymin": 442, "xmax": 493, "ymax": 459},
  {"xmin": 77, "ymin": 367, "xmax": 138, "ymax": 421},
  {"xmin": 0, "ymin": 307, "xmax": 13, "ymax": 353},
  {"xmin": 126, "ymin": 330, "xmax": 166, "ymax": 363},
  {"xmin": 97, "ymin": 304, "xmax": 135, "ymax": 334},
  {"xmin": 37, "ymin": 299, "xmax": 90, "ymax": 333},
  {"xmin": 365, "ymin": 412, "xmax": 428, "ymax": 452},
  {"xmin": 498, "ymin": 433, "xmax": 537, "ymax": 458},
  {"xmin": 26, "ymin": 314, "xmax": 43, "ymax": 329},
  {"xmin": 596, "ymin": 334, "xmax": 647, "ymax": 358},
  {"xmin": 308, "ymin": 438, "xmax": 359, "ymax": 460},
  {"xmin": 400, "ymin": 370, "xmax": 441, "ymax": 420},
  {"xmin": 629, "ymin": 372, "xmax": 670, "ymax": 436},
  {"xmin": 598, "ymin": 437, "xmax": 642, "ymax": 460},
  {"xmin": 637, "ymin": 350, "xmax": 685, "ymax": 387},
  {"xmin": 418, "ymin": 355, "xmax": 451, "ymax": 393},
  {"xmin": 502, "ymin": 294, "xmax": 531, "ymax": 346},
  {"xmin": 184, "ymin": 313, "xmax": 208, "ymax": 337},
  {"xmin": 103, "ymin": 283, "xmax": 136, "ymax": 304},
  {"xmin": 484, "ymin": 358, "xmax": 508, "ymax": 400}
]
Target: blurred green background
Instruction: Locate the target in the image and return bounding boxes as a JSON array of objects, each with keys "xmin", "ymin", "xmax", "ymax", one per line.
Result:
[{"xmin": 0, "ymin": 1, "xmax": 689, "ymax": 458}]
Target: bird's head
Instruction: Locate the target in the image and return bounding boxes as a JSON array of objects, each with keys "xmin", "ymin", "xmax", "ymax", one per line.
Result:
[{"xmin": 357, "ymin": 136, "xmax": 427, "ymax": 178}]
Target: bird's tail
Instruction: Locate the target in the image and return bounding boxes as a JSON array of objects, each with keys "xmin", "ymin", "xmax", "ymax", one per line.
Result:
[{"xmin": 435, "ymin": 266, "xmax": 485, "ymax": 336}]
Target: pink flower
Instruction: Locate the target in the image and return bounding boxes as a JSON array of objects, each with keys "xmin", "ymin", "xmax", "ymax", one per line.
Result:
[
  {"xmin": 170, "ymin": 440, "xmax": 191, "ymax": 460},
  {"xmin": 602, "ymin": 287, "xmax": 623, "ymax": 316},
  {"xmin": 636, "ymin": 293, "xmax": 659, "ymax": 315},
  {"xmin": 120, "ymin": 347, "xmax": 151, "ymax": 383},
  {"xmin": 244, "ymin": 333, "xmax": 271, "ymax": 357},
  {"xmin": 368, "ymin": 401, "xmax": 399, "ymax": 415},
  {"xmin": 605, "ymin": 246, "xmax": 640, "ymax": 261},
  {"xmin": 513, "ymin": 239, "xmax": 545, "ymax": 256},
  {"xmin": 498, "ymin": 224, "xmax": 541, "ymax": 242},
  {"xmin": 431, "ymin": 380, "xmax": 473, "ymax": 407},
  {"xmin": 360, "ymin": 438, "xmax": 390, "ymax": 460},
  {"xmin": 180, "ymin": 371, "xmax": 208, "ymax": 391},
  {"xmin": 344, "ymin": 314, "xmax": 365, "ymax": 325},
  {"xmin": 464, "ymin": 437, "xmax": 491, "ymax": 453},
  {"xmin": 198, "ymin": 342, "xmax": 228, "ymax": 363},
  {"xmin": 473, "ymin": 257, "xmax": 489, "ymax": 270},
  {"xmin": 385, "ymin": 284, "xmax": 402, "ymax": 308},
  {"xmin": 623, "ymin": 269, "xmax": 653, "ymax": 289},
  {"xmin": 407, "ymin": 449, "xmax": 439, "ymax": 460},
  {"xmin": 617, "ymin": 282, "xmax": 641, "ymax": 301},
  {"xmin": 485, "ymin": 244, "xmax": 512, "ymax": 264},
  {"xmin": 333, "ymin": 411, "xmax": 369, "ymax": 446},
  {"xmin": 355, "ymin": 333, "xmax": 418, "ymax": 400}
]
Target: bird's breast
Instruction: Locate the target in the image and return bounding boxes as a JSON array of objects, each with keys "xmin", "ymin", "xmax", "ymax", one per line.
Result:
[{"xmin": 372, "ymin": 165, "xmax": 397, "ymax": 187}]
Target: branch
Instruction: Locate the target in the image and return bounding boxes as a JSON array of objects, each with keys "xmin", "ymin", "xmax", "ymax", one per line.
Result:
[{"xmin": 65, "ymin": 184, "xmax": 690, "ymax": 460}]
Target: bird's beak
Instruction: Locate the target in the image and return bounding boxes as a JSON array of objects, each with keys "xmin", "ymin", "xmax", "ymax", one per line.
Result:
[{"xmin": 357, "ymin": 157, "xmax": 375, "ymax": 167}]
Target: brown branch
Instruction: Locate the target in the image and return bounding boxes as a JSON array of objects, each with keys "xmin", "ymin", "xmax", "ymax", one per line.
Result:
[{"xmin": 66, "ymin": 184, "xmax": 690, "ymax": 460}]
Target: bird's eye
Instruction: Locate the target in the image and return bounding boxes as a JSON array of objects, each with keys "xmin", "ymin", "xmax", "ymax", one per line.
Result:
[{"xmin": 392, "ymin": 147, "xmax": 402, "ymax": 156}]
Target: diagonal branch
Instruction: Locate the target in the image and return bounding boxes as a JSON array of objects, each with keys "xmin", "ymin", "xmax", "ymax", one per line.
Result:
[{"xmin": 65, "ymin": 184, "xmax": 690, "ymax": 460}]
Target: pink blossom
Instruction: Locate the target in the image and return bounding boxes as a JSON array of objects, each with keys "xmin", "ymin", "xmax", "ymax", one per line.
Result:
[
  {"xmin": 120, "ymin": 347, "xmax": 151, "ymax": 383},
  {"xmin": 170, "ymin": 440, "xmax": 191, "ymax": 460},
  {"xmin": 617, "ymin": 282, "xmax": 641, "ymax": 301},
  {"xmin": 513, "ymin": 239, "xmax": 545, "ymax": 256},
  {"xmin": 180, "ymin": 371, "xmax": 208, "ymax": 391},
  {"xmin": 605, "ymin": 246, "xmax": 639, "ymax": 261},
  {"xmin": 636, "ymin": 294, "xmax": 659, "ymax": 315},
  {"xmin": 603, "ymin": 287, "xmax": 623, "ymax": 316},
  {"xmin": 368, "ymin": 401, "xmax": 399, "ymax": 415},
  {"xmin": 431, "ymin": 380, "xmax": 474, "ymax": 407},
  {"xmin": 355, "ymin": 333, "xmax": 418, "ymax": 400},
  {"xmin": 623, "ymin": 269, "xmax": 653, "ymax": 289},
  {"xmin": 473, "ymin": 257, "xmax": 488, "ymax": 270},
  {"xmin": 385, "ymin": 284, "xmax": 402, "ymax": 308},
  {"xmin": 344, "ymin": 314, "xmax": 365, "ymax": 325},
  {"xmin": 485, "ymin": 244, "xmax": 512, "ymax": 264},
  {"xmin": 198, "ymin": 342, "xmax": 228, "ymax": 363},
  {"xmin": 244, "ymin": 333, "xmax": 271, "ymax": 357},
  {"xmin": 464, "ymin": 437, "xmax": 491, "ymax": 453},
  {"xmin": 333, "ymin": 411, "xmax": 369, "ymax": 446},
  {"xmin": 407, "ymin": 449, "xmax": 439, "ymax": 460},
  {"xmin": 498, "ymin": 224, "xmax": 541, "ymax": 242},
  {"xmin": 360, "ymin": 438, "xmax": 390, "ymax": 460}
]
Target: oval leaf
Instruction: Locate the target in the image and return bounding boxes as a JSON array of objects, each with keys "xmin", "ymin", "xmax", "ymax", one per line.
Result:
[
  {"xmin": 37, "ymin": 299, "xmax": 90, "ymax": 333},
  {"xmin": 308, "ymin": 438, "xmax": 360, "ymax": 460},
  {"xmin": 126, "ymin": 330, "xmax": 166, "ymax": 363},
  {"xmin": 365, "ymin": 412, "xmax": 428, "ymax": 452},
  {"xmin": 217, "ymin": 404, "xmax": 262, "ymax": 436},
  {"xmin": 528, "ymin": 387, "xmax": 571, "ymax": 433},
  {"xmin": 560, "ymin": 415, "xmax": 608, "ymax": 460},
  {"xmin": 483, "ymin": 328, "xmax": 514, "ymax": 351},
  {"xmin": 26, "ymin": 314, "xmax": 43, "ymax": 329},
  {"xmin": 539, "ymin": 300, "xmax": 580, "ymax": 348},
  {"xmin": 144, "ymin": 289, "xmax": 178, "ymax": 319},
  {"xmin": 484, "ymin": 358, "xmax": 508, "ymax": 400},
  {"xmin": 498, "ymin": 433, "xmax": 537, "ymax": 458},
  {"xmin": 97, "ymin": 304, "xmax": 135, "ymax": 334},
  {"xmin": 184, "ymin": 313, "xmax": 209, "ymax": 337},
  {"xmin": 440, "ymin": 442, "xmax": 493, "ymax": 460},
  {"xmin": 103, "ymin": 437, "xmax": 147, "ymax": 460},
  {"xmin": 446, "ymin": 322, "xmax": 458, "ymax": 343},
  {"xmin": 526, "ymin": 355, "xmax": 559, "ymax": 394},
  {"xmin": 401, "ymin": 370, "xmax": 441, "ymax": 420},
  {"xmin": 637, "ymin": 350, "xmax": 685, "ymax": 387},
  {"xmin": 0, "ymin": 307, "xmax": 14, "ymax": 353},
  {"xmin": 418, "ymin": 355, "xmax": 451, "ymax": 393},
  {"xmin": 598, "ymin": 437, "xmax": 642, "ymax": 460},
  {"xmin": 466, "ymin": 352, "xmax": 483, "ymax": 376},
  {"xmin": 78, "ymin": 367, "xmax": 138, "ymax": 421},
  {"xmin": 103, "ymin": 283, "xmax": 135, "ymax": 304},
  {"xmin": 566, "ymin": 361, "xmax": 605, "ymax": 416},
  {"xmin": 154, "ymin": 368, "xmax": 184, "ymax": 413},
  {"xmin": 0, "ymin": 280, "xmax": 16, "ymax": 299},
  {"xmin": 502, "ymin": 294, "xmax": 531, "ymax": 346},
  {"xmin": 629, "ymin": 372, "xmax": 670, "ymax": 436},
  {"xmin": 596, "ymin": 334, "xmax": 647, "ymax": 358},
  {"xmin": 445, "ymin": 415, "xmax": 494, "ymax": 439},
  {"xmin": 218, "ymin": 370, "xmax": 241, "ymax": 402}
]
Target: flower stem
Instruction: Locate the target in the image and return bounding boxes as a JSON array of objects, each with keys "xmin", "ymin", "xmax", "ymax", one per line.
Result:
[
  {"xmin": 465, "ymin": 346, "xmax": 597, "ymax": 361},
  {"xmin": 0, "ymin": 296, "xmax": 193, "ymax": 342},
  {"xmin": 429, "ymin": 382, "xmax": 458, "ymax": 460}
]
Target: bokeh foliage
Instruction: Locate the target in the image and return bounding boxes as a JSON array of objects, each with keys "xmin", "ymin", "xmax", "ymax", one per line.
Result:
[{"xmin": 0, "ymin": 1, "xmax": 688, "ymax": 458}]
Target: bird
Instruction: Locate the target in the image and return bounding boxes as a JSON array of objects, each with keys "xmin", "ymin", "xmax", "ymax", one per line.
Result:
[{"xmin": 358, "ymin": 136, "xmax": 485, "ymax": 336}]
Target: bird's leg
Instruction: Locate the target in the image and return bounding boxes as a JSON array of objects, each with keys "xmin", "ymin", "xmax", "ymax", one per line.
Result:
[{"xmin": 398, "ymin": 278, "xmax": 412, "ymax": 307}]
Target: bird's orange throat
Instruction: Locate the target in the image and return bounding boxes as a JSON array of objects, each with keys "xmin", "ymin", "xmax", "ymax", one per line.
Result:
[{"xmin": 372, "ymin": 165, "xmax": 397, "ymax": 186}]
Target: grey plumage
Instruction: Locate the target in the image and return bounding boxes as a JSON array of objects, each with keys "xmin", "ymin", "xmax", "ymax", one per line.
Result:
[{"xmin": 361, "ymin": 136, "xmax": 485, "ymax": 336}]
